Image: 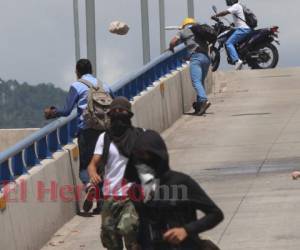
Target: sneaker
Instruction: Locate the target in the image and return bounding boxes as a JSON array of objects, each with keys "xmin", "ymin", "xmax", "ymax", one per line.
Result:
[
  {"xmin": 235, "ymin": 60, "xmax": 243, "ymax": 70},
  {"xmin": 83, "ymin": 183, "xmax": 96, "ymax": 213},
  {"xmin": 193, "ymin": 102, "xmax": 202, "ymax": 114},
  {"xmin": 198, "ymin": 101, "xmax": 211, "ymax": 116}
]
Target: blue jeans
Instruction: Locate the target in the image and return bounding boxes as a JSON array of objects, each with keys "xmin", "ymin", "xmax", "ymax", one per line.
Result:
[
  {"xmin": 189, "ymin": 53, "xmax": 211, "ymax": 103},
  {"xmin": 226, "ymin": 28, "xmax": 251, "ymax": 63}
]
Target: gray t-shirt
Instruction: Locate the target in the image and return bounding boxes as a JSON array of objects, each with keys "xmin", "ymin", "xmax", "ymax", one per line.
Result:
[{"xmin": 176, "ymin": 26, "xmax": 208, "ymax": 55}]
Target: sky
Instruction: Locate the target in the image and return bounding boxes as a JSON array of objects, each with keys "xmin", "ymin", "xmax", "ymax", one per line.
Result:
[{"xmin": 0, "ymin": 0, "xmax": 298, "ymax": 90}]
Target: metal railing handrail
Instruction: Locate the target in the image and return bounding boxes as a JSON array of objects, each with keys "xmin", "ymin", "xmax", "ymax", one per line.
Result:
[
  {"xmin": 110, "ymin": 44, "xmax": 186, "ymax": 93},
  {"xmin": 0, "ymin": 110, "xmax": 77, "ymax": 164}
]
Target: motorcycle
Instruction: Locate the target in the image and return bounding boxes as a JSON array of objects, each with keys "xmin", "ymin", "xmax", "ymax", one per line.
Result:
[{"xmin": 210, "ymin": 5, "xmax": 280, "ymax": 71}]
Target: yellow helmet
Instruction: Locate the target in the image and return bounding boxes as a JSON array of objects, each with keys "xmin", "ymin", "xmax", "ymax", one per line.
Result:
[{"xmin": 180, "ymin": 17, "xmax": 196, "ymax": 29}]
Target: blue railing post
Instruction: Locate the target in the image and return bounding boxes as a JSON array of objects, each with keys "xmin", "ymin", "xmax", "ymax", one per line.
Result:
[
  {"xmin": 12, "ymin": 152, "xmax": 27, "ymax": 176},
  {"xmin": 24, "ymin": 144, "xmax": 39, "ymax": 168},
  {"xmin": 37, "ymin": 137, "xmax": 51, "ymax": 160},
  {"xmin": 68, "ymin": 118, "xmax": 78, "ymax": 139},
  {"xmin": 59, "ymin": 124, "xmax": 69, "ymax": 145},
  {"xmin": 149, "ymin": 69, "xmax": 155, "ymax": 83},
  {"xmin": 124, "ymin": 84, "xmax": 132, "ymax": 101},
  {"xmin": 0, "ymin": 160, "xmax": 13, "ymax": 185},
  {"xmin": 145, "ymin": 71, "xmax": 152, "ymax": 88},
  {"xmin": 48, "ymin": 130, "xmax": 61, "ymax": 152},
  {"xmin": 153, "ymin": 66, "xmax": 159, "ymax": 82}
]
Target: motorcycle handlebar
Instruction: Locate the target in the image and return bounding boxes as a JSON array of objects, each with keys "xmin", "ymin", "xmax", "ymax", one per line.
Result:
[{"xmin": 211, "ymin": 16, "xmax": 220, "ymax": 22}]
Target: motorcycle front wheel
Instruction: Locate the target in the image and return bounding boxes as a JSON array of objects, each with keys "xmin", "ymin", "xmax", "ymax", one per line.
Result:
[
  {"xmin": 210, "ymin": 47, "xmax": 221, "ymax": 72},
  {"xmin": 248, "ymin": 43, "xmax": 279, "ymax": 70}
]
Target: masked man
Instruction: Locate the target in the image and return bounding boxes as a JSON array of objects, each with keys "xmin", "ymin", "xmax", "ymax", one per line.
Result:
[
  {"xmin": 125, "ymin": 130, "xmax": 224, "ymax": 250},
  {"xmin": 88, "ymin": 97, "xmax": 143, "ymax": 250}
]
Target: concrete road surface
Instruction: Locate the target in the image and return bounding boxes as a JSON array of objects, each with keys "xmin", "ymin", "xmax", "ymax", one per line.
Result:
[{"xmin": 42, "ymin": 68, "xmax": 300, "ymax": 250}]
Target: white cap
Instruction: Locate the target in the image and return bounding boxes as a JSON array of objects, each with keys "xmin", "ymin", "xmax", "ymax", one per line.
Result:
[{"xmin": 109, "ymin": 21, "xmax": 130, "ymax": 35}]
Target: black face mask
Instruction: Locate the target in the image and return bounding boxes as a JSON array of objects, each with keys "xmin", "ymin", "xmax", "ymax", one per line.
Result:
[{"xmin": 109, "ymin": 113, "xmax": 132, "ymax": 137}]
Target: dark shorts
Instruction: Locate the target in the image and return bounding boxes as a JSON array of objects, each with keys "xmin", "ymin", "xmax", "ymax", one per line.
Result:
[{"xmin": 77, "ymin": 128, "xmax": 103, "ymax": 171}]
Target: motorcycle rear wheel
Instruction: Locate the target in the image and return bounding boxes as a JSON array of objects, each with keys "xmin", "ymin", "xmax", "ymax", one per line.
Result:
[{"xmin": 248, "ymin": 43, "xmax": 279, "ymax": 70}]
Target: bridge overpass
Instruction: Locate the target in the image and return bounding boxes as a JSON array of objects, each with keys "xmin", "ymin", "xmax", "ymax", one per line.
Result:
[
  {"xmin": 1, "ymin": 45, "xmax": 300, "ymax": 249},
  {"xmin": 40, "ymin": 67, "xmax": 300, "ymax": 250}
]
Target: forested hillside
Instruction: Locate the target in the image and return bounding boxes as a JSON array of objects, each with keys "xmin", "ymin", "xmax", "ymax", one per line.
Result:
[{"xmin": 0, "ymin": 79, "xmax": 67, "ymax": 128}]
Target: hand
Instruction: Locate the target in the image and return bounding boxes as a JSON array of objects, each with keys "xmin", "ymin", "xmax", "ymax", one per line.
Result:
[
  {"xmin": 163, "ymin": 228, "xmax": 188, "ymax": 245},
  {"xmin": 44, "ymin": 107, "xmax": 57, "ymax": 120},
  {"xmin": 211, "ymin": 15, "xmax": 218, "ymax": 20},
  {"xmin": 89, "ymin": 171, "xmax": 102, "ymax": 185},
  {"xmin": 169, "ymin": 47, "xmax": 175, "ymax": 53},
  {"xmin": 292, "ymin": 171, "xmax": 300, "ymax": 180}
]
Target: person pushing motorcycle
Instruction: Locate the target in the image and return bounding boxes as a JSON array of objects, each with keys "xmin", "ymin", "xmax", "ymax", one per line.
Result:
[{"xmin": 212, "ymin": 0, "xmax": 252, "ymax": 70}]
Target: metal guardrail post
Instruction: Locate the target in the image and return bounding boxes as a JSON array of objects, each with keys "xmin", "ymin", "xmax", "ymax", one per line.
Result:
[
  {"xmin": 48, "ymin": 130, "xmax": 61, "ymax": 152},
  {"xmin": 0, "ymin": 160, "xmax": 12, "ymax": 185},
  {"xmin": 69, "ymin": 118, "xmax": 78, "ymax": 139},
  {"xmin": 37, "ymin": 137, "xmax": 51, "ymax": 160},
  {"xmin": 159, "ymin": 0, "xmax": 166, "ymax": 53},
  {"xmin": 187, "ymin": 0, "xmax": 195, "ymax": 18},
  {"xmin": 24, "ymin": 144, "xmax": 39, "ymax": 168},
  {"xmin": 12, "ymin": 152, "xmax": 27, "ymax": 176},
  {"xmin": 86, "ymin": 0, "xmax": 97, "ymax": 76},
  {"xmin": 73, "ymin": 0, "xmax": 80, "ymax": 62},
  {"xmin": 140, "ymin": 0, "xmax": 151, "ymax": 64},
  {"xmin": 59, "ymin": 124, "xmax": 70, "ymax": 145}
]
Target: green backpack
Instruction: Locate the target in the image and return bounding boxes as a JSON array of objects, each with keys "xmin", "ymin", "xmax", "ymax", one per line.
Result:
[{"xmin": 78, "ymin": 79, "xmax": 113, "ymax": 131}]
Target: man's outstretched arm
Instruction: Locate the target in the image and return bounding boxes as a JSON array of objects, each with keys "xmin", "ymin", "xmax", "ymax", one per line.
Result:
[
  {"xmin": 55, "ymin": 86, "xmax": 79, "ymax": 117},
  {"xmin": 213, "ymin": 10, "xmax": 230, "ymax": 18}
]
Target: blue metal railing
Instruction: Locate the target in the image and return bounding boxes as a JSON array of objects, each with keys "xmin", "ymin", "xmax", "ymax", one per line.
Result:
[
  {"xmin": 111, "ymin": 44, "xmax": 188, "ymax": 100},
  {"xmin": 0, "ymin": 111, "xmax": 78, "ymax": 185},
  {"xmin": 0, "ymin": 45, "xmax": 188, "ymax": 185}
]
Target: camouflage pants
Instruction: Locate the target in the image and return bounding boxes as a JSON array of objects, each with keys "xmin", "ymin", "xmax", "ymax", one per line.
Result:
[{"xmin": 101, "ymin": 198, "xmax": 140, "ymax": 250}]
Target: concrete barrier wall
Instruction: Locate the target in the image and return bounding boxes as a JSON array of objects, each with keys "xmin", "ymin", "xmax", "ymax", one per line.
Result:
[
  {"xmin": 0, "ymin": 64, "xmax": 216, "ymax": 250},
  {"xmin": 0, "ymin": 143, "xmax": 82, "ymax": 250},
  {"xmin": 131, "ymin": 64, "xmax": 214, "ymax": 132},
  {"xmin": 0, "ymin": 129, "xmax": 38, "ymax": 152}
]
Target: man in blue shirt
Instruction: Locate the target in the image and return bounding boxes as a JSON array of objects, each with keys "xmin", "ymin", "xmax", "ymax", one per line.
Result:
[{"xmin": 44, "ymin": 59, "xmax": 112, "ymax": 213}]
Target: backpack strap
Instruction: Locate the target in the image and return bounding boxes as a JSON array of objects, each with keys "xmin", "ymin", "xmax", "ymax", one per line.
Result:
[
  {"xmin": 96, "ymin": 132, "xmax": 111, "ymax": 175},
  {"xmin": 78, "ymin": 78, "xmax": 105, "ymax": 91},
  {"xmin": 233, "ymin": 12, "xmax": 247, "ymax": 24},
  {"xmin": 78, "ymin": 78, "xmax": 96, "ymax": 89},
  {"xmin": 232, "ymin": 5, "xmax": 247, "ymax": 24}
]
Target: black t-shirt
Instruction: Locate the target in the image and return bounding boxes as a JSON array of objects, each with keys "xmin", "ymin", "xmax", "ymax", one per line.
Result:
[{"xmin": 177, "ymin": 27, "xmax": 208, "ymax": 55}]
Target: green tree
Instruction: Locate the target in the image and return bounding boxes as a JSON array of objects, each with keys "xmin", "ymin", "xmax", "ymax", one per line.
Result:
[{"xmin": 0, "ymin": 79, "xmax": 67, "ymax": 128}]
